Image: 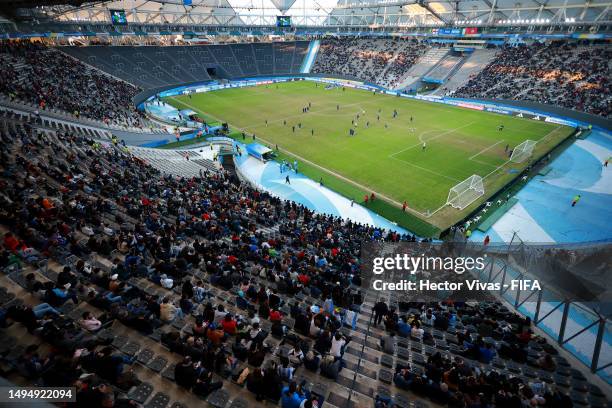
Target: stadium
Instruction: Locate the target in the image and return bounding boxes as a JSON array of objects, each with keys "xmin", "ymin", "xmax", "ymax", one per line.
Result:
[{"xmin": 0, "ymin": 0, "xmax": 610, "ymax": 407}]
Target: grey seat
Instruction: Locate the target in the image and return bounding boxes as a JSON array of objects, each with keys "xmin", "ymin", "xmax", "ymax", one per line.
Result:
[
  {"xmin": 147, "ymin": 356, "xmax": 168, "ymax": 373},
  {"xmin": 127, "ymin": 382, "xmax": 153, "ymax": 404},
  {"xmin": 145, "ymin": 392, "xmax": 170, "ymax": 408},
  {"xmin": 378, "ymin": 368, "xmax": 393, "ymax": 384},
  {"xmin": 206, "ymin": 389, "xmax": 229, "ymax": 408}
]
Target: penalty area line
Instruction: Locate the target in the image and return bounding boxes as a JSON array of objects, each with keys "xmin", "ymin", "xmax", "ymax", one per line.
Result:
[
  {"xmin": 389, "ymin": 121, "xmax": 477, "ymax": 158},
  {"xmin": 469, "ymin": 139, "xmax": 505, "ymax": 160}
]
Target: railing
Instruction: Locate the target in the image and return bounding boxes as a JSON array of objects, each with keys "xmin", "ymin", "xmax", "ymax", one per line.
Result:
[{"xmin": 459, "ymin": 237, "xmax": 612, "ymax": 382}]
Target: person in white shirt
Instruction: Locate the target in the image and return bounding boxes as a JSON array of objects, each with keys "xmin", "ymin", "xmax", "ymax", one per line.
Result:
[
  {"xmin": 330, "ymin": 332, "xmax": 348, "ymax": 359},
  {"xmin": 79, "ymin": 312, "xmax": 102, "ymax": 332},
  {"xmin": 214, "ymin": 305, "xmax": 227, "ymax": 323},
  {"xmin": 288, "ymin": 347, "xmax": 304, "ymax": 365},
  {"xmin": 411, "ymin": 322, "xmax": 424, "ymax": 339},
  {"xmin": 421, "ymin": 309, "xmax": 436, "ymax": 326},
  {"xmin": 160, "ymin": 274, "xmax": 173, "ymax": 289},
  {"xmin": 310, "ymin": 318, "xmax": 322, "ymax": 337}
]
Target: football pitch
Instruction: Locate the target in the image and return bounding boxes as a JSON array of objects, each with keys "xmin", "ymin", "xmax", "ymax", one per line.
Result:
[{"xmin": 166, "ymin": 80, "xmax": 574, "ymax": 235}]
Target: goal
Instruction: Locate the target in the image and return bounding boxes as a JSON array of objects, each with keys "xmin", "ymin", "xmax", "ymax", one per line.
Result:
[
  {"xmin": 510, "ymin": 140, "xmax": 536, "ymax": 163},
  {"xmin": 446, "ymin": 175, "xmax": 485, "ymax": 210}
]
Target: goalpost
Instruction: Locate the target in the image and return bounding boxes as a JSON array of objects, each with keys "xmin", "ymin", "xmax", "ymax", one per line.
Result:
[
  {"xmin": 447, "ymin": 175, "xmax": 485, "ymax": 210},
  {"xmin": 510, "ymin": 139, "xmax": 537, "ymax": 163}
]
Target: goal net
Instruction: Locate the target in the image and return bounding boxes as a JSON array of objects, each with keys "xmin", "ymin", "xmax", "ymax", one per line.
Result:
[
  {"xmin": 510, "ymin": 139, "xmax": 536, "ymax": 163},
  {"xmin": 446, "ymin": 175, "xmax": 485, "ymax": 210}
]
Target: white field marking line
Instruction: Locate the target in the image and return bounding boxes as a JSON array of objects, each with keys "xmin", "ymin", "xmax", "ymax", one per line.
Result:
[
  {"xmin": 389, "ymin": 121, "xmax": 477, "ymax": 158},
  {"xmin": 482, "ymin": 126, "xmax": 564, "ymax": 180},
  {"xmin": 389, "ymin": 155, "xmax": 462, "ymax": 182},
  {"xmin": 418, "ymin": 129, "xmax": 439, "ymax": 144},
  {"xmin": 169, "ymin": 98, "xmax": 432, "ymax": 219},
  {"xmin": 469, "ymin": 139, "xmax": 505, "ymax": 160},
  {"xmin": 425, "ymin": 128, "xmax": 563, "ymax": 217}
]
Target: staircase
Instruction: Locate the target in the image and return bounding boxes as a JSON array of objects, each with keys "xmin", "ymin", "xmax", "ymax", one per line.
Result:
[
  {"xmin": 434, "ymin": 49, "xmax": 499, "ymax": 96},
  {"xmin": 391, "ymin": 48, "xmax": 449, "ymax": 91},
  {"xmin": 221, "ymin": 154, "xmax": 237, "ymax": 177}
]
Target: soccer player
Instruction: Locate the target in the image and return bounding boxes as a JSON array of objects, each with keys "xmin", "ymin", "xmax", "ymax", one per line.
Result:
[
  {"xmin": 402, "ymin": 201, "xmax": 407, "ymax": 212},
  {"xmin": 498, "ymin": 124, "xmax": 504, "ymax": 131},
  {"xmin": 571, "ymin": 194, "xmax": 581, "ymax": 207},
  {"xmin": 285, "ymin": 175, "xmax": 290, "ymax": 184},
  {"xmin": 311, "ymin": 129, "xmax": 314, "ymax": 136},
  {"xmin": 410, "ymin": 116, "xmax": 413, "ymax": 123},
  {"xmin": 265, "ymin": 119, "xmax": 268, "ymax": 127},
  {"xmin": 422, "ymin": 142, "xmax": 426, "ymax": 151},
  {"xmin": 294, "ymin": 160, "xmax": 298, "ymax": 173}
]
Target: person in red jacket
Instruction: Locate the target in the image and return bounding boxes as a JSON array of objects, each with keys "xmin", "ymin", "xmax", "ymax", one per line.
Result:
[
  {"xmin": 3, "ymin": 232, "xmax": 21, "ymax": 252},
  {"xmin": 269, "ymin": 308, "xmax": 283, "ymax": 323},
  {"xmin": 221, "ymin": 314, "xmax": 237, "ymax": 335}
]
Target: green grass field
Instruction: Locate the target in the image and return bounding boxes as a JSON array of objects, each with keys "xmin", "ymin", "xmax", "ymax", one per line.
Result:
[{"xmin": 165, "ymin": 80, "xmax": 574, "ymax": 234}]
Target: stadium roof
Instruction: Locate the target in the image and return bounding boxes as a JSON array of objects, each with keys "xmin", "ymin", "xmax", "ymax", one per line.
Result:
[{"xmin": 31, "ymin": 0, "xmax": 612, "ymax": 27}]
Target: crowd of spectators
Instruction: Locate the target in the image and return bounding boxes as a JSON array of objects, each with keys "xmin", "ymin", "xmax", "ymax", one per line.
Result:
[
  {"xmin": 451, "ymin": 41, "xmax": 611, "ymax": 118},
  {"xmin": 372, "ymin": 299, "xmax": 578, "ymax": 408},
  {"xmin": 0, "ymin": 112, "xmax": 421, "ymax": 406},
  {"xmin": 0, "ymin": 41, "xmax": 149, "ymax": 128},
  {"xmin": 312, "ymin": 38, "xmax": 429, "ymax": 89}
]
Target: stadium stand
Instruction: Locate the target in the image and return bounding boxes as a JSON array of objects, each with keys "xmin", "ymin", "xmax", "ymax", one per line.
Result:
[
  {"xmin": 451, "ymin": 42, "xmax": 611, "ymax": 118},
  {"xmin": 0, "ymin": 41, "xmax": 149, "ymax": 128},
  {"xmin": 62, "ymin": 42, "xmax": 311, "ymax": 89},
  {"xmin": 128, "ymin": 146, "xmax": 221, "ymax": 177},
  {"xmin": 0, "ymin": 101, "xmax": 608, "ymax": 408},
  {"xmin": 311, "ymin": 38, "xmax": 430, "ymax": 88}
]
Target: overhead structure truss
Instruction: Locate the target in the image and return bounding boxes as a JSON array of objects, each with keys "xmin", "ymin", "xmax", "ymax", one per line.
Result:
[{"xmin": 36, "ymin": 0, "xmax": 612, "ymax": 28}]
